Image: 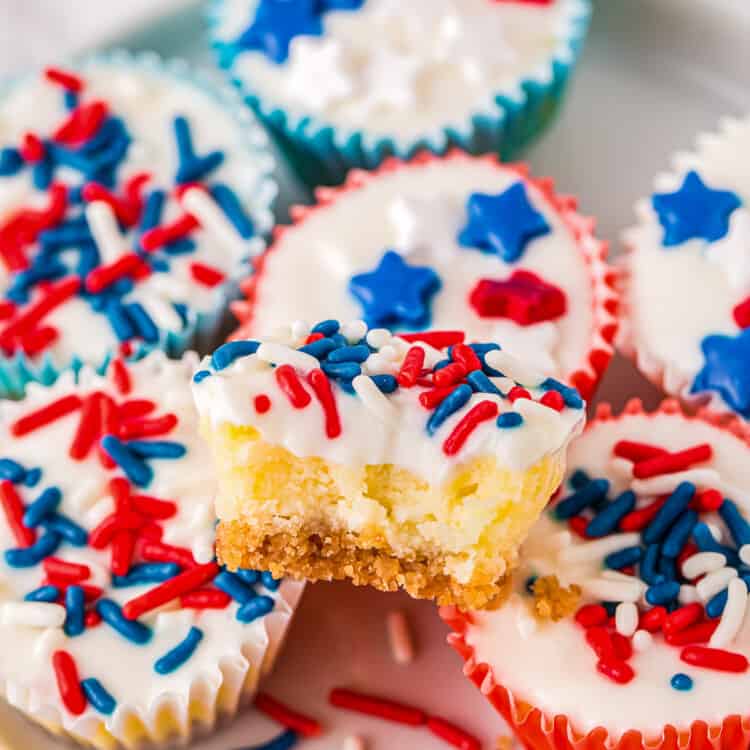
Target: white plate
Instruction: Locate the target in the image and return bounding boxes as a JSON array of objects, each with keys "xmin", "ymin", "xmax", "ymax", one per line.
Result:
[{"xmin": 2, "ymin": 1, "xmax": 750, "ymax": 748}]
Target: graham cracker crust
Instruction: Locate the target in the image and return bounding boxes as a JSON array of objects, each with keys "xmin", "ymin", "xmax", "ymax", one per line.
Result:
[{"xmin": 217, "ymin": 520, "xmax": 512, "ymax": 610}]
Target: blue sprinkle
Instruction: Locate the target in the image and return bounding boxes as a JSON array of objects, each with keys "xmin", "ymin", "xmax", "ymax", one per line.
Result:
[
  {"xmin": 554, "ymin": 478, "xmax": 609, "ymax": 520},
  {"xmin": 646, "ymin": 581, "xmax": 680, "ymax": 606},
  {"xmin": 670, "ymin": 673, "xmax": 693, "ymax": 691},
  {"xmin": 237, "ymin": 595, "xmax": 274, "ymax": 623},
  {"xmin": 39, "ymin": 224, "xmax": 92, "ymax": 249},
  {"xmin": 496, "ymin": 412, "xmax": 523, "ymax": 429},
  {"xmin": 106, "ymin": 300, "xmax": 136, "ymax": 342},
  {"xmin": 214, "ymin": 571, "xmax": 257, "ymax": 604},
  {"xmin": 173, "ymin": 116, "xmax": 224, "ymax": 183},
  {"xmin": 210, "ymin": 184, "xmax": 255, "ymax": 238},
  {"xmin": 524, "ymin": 575, "xmax": 537, "ymax": 594},
  {"xmin": 211, "ymin": 341, "xmax": 261, "ymax": 371},
  {"xmin": 96, "ymin": 599, "xmax": 152, "ymax": 644},
  {"xmin": 601, "ymin": 601, "xmax": 618, "ymax": 617},
  {"xmin": 235, "ymin": 568, "xmax": 260, "ymax": 586},
  {"xmin": 662, "ymin": 510, "xmax": 699, "ymax": 558},
  {"xmin": 371, "ymin": 374, "xmax": 398, "ymax": 393},
  {"xmin": 692, "ymin": 522, "xmax": 740, "ymax": 566},
  {"xmin": 100, "ymin": 436, "xmax": 153, "ymax": 487},
  {"xmin": 23, "ymin": 486, "xmax": 62, "ymax": 528},
  {"xmin": 719, "ymin": 499, "xmax": 750, "ymax": 547},
  {"xmin": 311, "ymin": 319, "xmax": 340, "ymax": 336},
  {"xmin": 426, "ymin": 384, "xmax": 472, "ymax": 435},
  {"xmin": 193, "ymin": 370, "xmax": 211, "ymax": 384},
  {"xmin": 466, "ymin": 370, "xmax": 502, "ymax": 396},
  {"xmin": 658, "ymin": 555, "xmax": 677, "ymax": 582},
  {"xmin": 640, "ymin": 543, "xmax": 665, "ymax": 586},
  {"xmin": 469, "ymin": 343, "xmax": 501, "ymax": 356},
  {"xmin": 140, "ymin": 190, "xmax": 165, "ymax": 232},
  {"xmin": 126, "ymin": 303, "xmax": 159, "ymax": 344},
  {"xmin": 326, "ymin": 344, "xmax": 370, "ymax": 364},
  {"xmin": 706, "ymin": 588, "xmax": 729, "ymax": 618},
  {"xmin": 586, "ymin": 490, "xmax": 636, "ymax": 538},
  {"xmin": 0, "ymin": 147, "xmax": 23, "ymax": 176},
  {"xmin": 541, "ymin": 377, "xmax": 584, "ymax": 409},
  {"xmin": 24, "ymin": 467, "xmax": 42, "ymax": 487},
  {"xmin": 299, "ymin": 338, "xmax": 339, "ymax": 359},
  {"xmin": 604, "ymin": 545, "xmax": 643, "ymax": 570},
  {"xmin": 127, "ymin": 441, "xmax": 187, "ymax": 460},
  {"xmin": 433, "ymin": 359, "xmax": 451, "ymax": 372},
  {"xmin": 643, "ymin": 482, "xmax": 695, "ymax": 544},
  {"xmin": 5, "ymin": 531, "xmax": 62, "ymax": 568},
  {"xmin": 154, "ymin": 626, "xmax": 204, "ymax": 675},
  {"xmin": 63, "ymin": 90, "xmax": 79, "ymax": 110},
  {"xmin": 0, "ymin": 458, "xmax": 26, "ymax": 483},
  {"xmin": 321, "ymin": 361, "xmax": 361, "ymax": 380},
  {"xmin": 112, "ymin": 563, "xmax": 180, "ymax": 587},
  {"xmin": 64, "ymin": 585, "xmax": 86, "ymax": 637},
  {"xmin": 41, "ymin": 513, "xmax": 88, "ymax": 546},
  {"xmin": 25, "ymin": 585, "xmax": 60, "ymax": 603},
  {"xmin": 32, "ymin": 156, "xmax": 54, "ymax": 190},
  {"xmin": 81, "ymin": 678, "xmax": 116, "ymax": 715},
  {"xmin": 244, "ymin": 730, "xmax": 299, "ymax": 750},
  {"xmin": 569, "ymin": 469, "xmax": 590, "ymax": 490},
  {"xmin": 261, "ymin": 571, "xmax": 280, "ymax": 591}
]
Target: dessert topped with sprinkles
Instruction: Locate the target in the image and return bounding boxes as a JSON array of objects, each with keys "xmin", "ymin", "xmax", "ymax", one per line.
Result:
[
  {"xmin": 0, "ymin": 352, "xmax": 302, "ymax": 747},
  {"xmin": 233, "ymin": 153, "xmax": 617, "ymax": 400},
  {"xmin": 445, "ymin": 401, "xmax": 750, "ymax": 741},
  {"xmin": 193, "ymin": 317, "xmax": 585, "ymax": 609},
  {"xmin": 0, "ymin": 54, "xmax": 274, "ymax": 397}
]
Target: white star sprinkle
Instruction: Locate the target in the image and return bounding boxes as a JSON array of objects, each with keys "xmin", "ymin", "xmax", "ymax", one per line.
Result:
[
  {"xmin": 285, "ymin": 37, "xmax": 354, "ymax": 111},
  {"xmin": 488, "ymin": 320, "xmax": 560, "ymax": 376},
  {"xmin": 388, "ymin": 195, "xmax": 463, "ymax": 262}
]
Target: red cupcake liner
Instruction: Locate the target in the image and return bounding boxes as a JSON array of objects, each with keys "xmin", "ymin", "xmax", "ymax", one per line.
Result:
[
  {"xmin": 229, "ymin": 149, "xmax": 619, "ymax": 402},
  {"xmin": 441, "ymin": 397, "xmax": 750, "ymax": 750}
]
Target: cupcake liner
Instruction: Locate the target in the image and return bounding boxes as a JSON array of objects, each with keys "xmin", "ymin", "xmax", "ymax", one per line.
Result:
[
  {"xmin": 0, "ymin": 49, "xmax": 278, "ymax": 400},
  {"xmin": 229, "ymin": 150, "xmax": 619, "ymax": 402},
  {"xmin": 441, "ymin": 397, "xmax": 750, "ymax": 750},
  {"xmin": 207, "ymin": 0, "xmax": 592, "ymax": 187}
]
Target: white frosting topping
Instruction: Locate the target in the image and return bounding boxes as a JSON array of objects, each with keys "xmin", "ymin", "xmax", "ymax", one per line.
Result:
[
  {"xmin": 0, "ymin": 353, "xmax": 303, "ymax": 738},
  {"xmin": 213, "ymin": 0, "xmax": 588, "ymax": 142},
  {"xmin": 192, "ymin": 319, "xmax": 585, "ymax": 480},
  {"xmin": 242, "ymin": 157, "xmax": 608, "ymax": 384},
  {"xmin": 0, "ymin": 56, "xmax": 274, "ymax": 370},
  {"xmin": 466, "ymin": 410, "xmax": 750, "ymax": 737}
]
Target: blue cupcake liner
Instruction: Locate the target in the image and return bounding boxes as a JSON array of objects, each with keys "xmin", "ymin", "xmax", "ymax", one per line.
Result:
[
  {"xmin": 208, "ymin": 0, "xmax": 592, "ymax": 186},
  {"xmin": 0, "ymin": 49, "xmax": 278, "ymax": 399}
]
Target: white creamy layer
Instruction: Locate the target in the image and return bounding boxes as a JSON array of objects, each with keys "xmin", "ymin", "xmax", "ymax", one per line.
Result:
[{"xmin": 466, "ymin": 411, "xmax": 750, "ymax": 736}]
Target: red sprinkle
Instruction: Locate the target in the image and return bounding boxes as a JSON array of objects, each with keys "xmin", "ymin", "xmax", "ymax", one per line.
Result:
[
  {"xmin": 508, "ymin": 386, "xmax": 531, "ymax": 403},
  {"xmin": 681, "ymin": 646, "xmax": 748, "ymax": 673},
  {"xmin": 20, "ymin": 133, "xmax": 45, "ymax": 163},
  {"xmin": 140, "ymin": 214, "xmax": 199, "ymax": 251},
  {"xmin": 666, "ymin": 621, "xmax": 719, "ymax": 647},
  {"xmin": 619, "ymin": 496, "xmax": 667, "ymax": 532},
  {"xmin": 664, "ymin": 603, "xmax": 704, "ymax": 635},
  {"xmin": 0, "ymin": 480, "xmax": 36, "ymax": 548},
  {"xmin": 433, "ymin": 362, "xmax": 467, "ymax": 388},
  {"xmin": 52, "ymin": 651, "xmax": 87, "ymax": 716},
  {"xmin": 639, "ymin": 606, "xmax": 667, "ymax": 633},
  {"xmin": 190, "ymin": 262, "xmax": 226, "ymax": 288},
  {"xmin": 443, "ymin": 401, "xmax": 499, "ymax": 456},
  {"xmin": 20, "ymin": 326, "xmax": 59, "ymax": 357},
  {"xmin": 69, "ymin": 392, "xmax": 103, "ymax": 460},
  {"xmin": 110, "ymin": 530, "xmax": 135, "ymax": 577},
  {"xmin": 180, "ymin": 588, "xmax": 232, "ymax": 610},
  {"xmin": 255, "ymin": 692, "xmax": 323, "ymax": 738},
  {"xmin": 613, "ymin": 440, "xmax": 668, "ymax": 463},
  {"xmin": 109, "ymin": 477, "xmax": 131, "ymax": 515},
  {"xmin": 43, "ymin": 557, "xmax": 90, "ymax": 583},
  {"xmin": 96, "ymin": 395, "xmax": 118, "ymax": 469},
  {"xmin": 307, "ymin": 369, "xmax": 341, "ymax": 439},
  {"xmin": 733, "ymin": 297, "xmax": 750, "ymax": 329},
  {"xmin": 305, "ymin": 332, "xmax": 325, "ymax": 344},
  {"xmin": 633, "ymin": 444, "xmax": 713, "ymax": 479},
  {"xmin": 84, "ymin": 610, "xmax": 102, "ymax": 628},
  {"xmin": 568, "ymin": 516, "xmax": 590, "ymax": 539},
  {"xmin": 254, "ymin": 394, "xmax": 272, "ymax": 414},
  {"xmin": 597, "ymin": 658, "xmax": 635, "ymax": 684},
  {"xmin": 85, "ymin": 252, "xmax": 144, "ymax": 293},
  {"xmin": 111, "ymin": 358, "xmax": 132, "ymax": 396},
  {"xmin": 118, "ymin": 400, "xmax": 156, "ymax": 419},
  {"xmin": 540, "ymin": 390, "xmax": 565, "ymax": 411},
  {"xmin": 575, "ymin": 604, "xmax": 608, "ymax": 629},
  {"xmin": 585, "ymin": 626, "xmax": 615, "ymax": 661},
  {"xmin": 329, "ymin": 688, "xmax": 426, "ymax": 726},
  {"xmin": 122, "ymin": 562, "xmax": 219, "ymax": 620},
  {"xmin": 44, "ymin": 67, "xmax": 84, "ymax": 92},
  {"xmin": 81, "ymin": 173, "xmax": 148, "ymax": 226},
  {"xmin": 691, "ymin": 489, "xmax": 724, "ymax": 513},
  {"xmin": 130, "ymin": 495, "xmax": 177, "ymax": 520},
  {"xmin": 426, "ymin": 716, "xmax": 481, "ymax": 750},
  {"xmin": 119, "ymin": 413, "xmax": 178, "ymax": 440},
  {"xmin": 397, "ymin": 346, "xmax": 425, "ymax": 388},
  {"xmin": 398, "ymin": 331, "xmax": 465, "ymax": 348},
  {"xmin": 451, "ymin": 344, "xmax": 482, "ymax": 373},
  {"xmin": 419, "ymin": 385, "xmax": 459, "ymax": 410},
  {"xmin": 275, "ymin": 364, "xmax": 312, "ymax": 409},
  {"xmin": 54, "ymin": 101, "xmax": 108, "ymax": 146},
  {"xmin": 138, "ymin": 540, "xmax": 196, "ymax": 569},
  {"xmin": 611, "ymin": 632, "xmax": 633, "ymax": 661},
  {"xmin": 11, "ymin": 394, "xmax": 82, "ymax": 437}
]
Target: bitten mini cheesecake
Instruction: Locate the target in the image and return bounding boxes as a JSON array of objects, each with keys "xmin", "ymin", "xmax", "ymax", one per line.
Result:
[{"xmin": 193, "ymin": 318, "xmax": 586, "ymax": 610}]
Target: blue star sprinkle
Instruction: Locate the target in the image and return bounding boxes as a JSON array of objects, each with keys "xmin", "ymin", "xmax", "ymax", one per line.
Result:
[
  {"xmin": 692, "ymin": 328, "xmax": 750, "ymax": 417},
  {"xmin": 458, "ymin": 182, "xmax": 551, "ymax": 263},
  {"xmin": 652, "ymin": 170, "xmax": 741, "ymax": 246},
  {"xmin": 349, "ymin": 250, "xmax": 441, "ymax": 329}
]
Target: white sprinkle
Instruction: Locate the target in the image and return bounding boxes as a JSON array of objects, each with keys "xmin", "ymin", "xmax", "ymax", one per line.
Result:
[
  {"xmin": 386, "ymin": 610, "xmax": 414, "ymax": 664},
  {"xmin": 559, "ymin": 533, "xmax": 641, "ymax": 564},
  {"xmin": 696, "ymin": 567, "xmax": 738, "ymax": 602},
  {"xmin": 491, "ymin": 376, "xmax": 516, "ymax": 395},
  {"xmin": 710, "ymin": 577, "xmax": 749, "ymax": 649},
  {"xmin": 515, "ymin": 604, "xmax": 538, "ymax": 638},
  {"xmin": 85, "ymin": 200, "xmax": 124, "ymax": 264},
  {"xmin": 140, "ymin": 295, "xmax": 183, "ymax": 331},
  {"xmin": 580, "ymin": 577, "xmax": 645, "ymax": 604},
  {"xmin": 679, "ymin": 585, "xmax": 700, "ymax": 605},
  {"xmin": 609, "ymin": 458, "xmax": 634, "ymax": 480},
  {"xmin": 706, "ymin": 522, "xmax": 724, "ymax": 543},
  {"xmin": 367, "ymin": 328, "xmax": 391, "ymax": 348},
  {"xmin": 352, "ymin": 375, "xmax": 396, "ymax": 424},
  {"xmin": 181, "ymin": 187, "xmax": 247, "ymax": 257},
  {"xmin": 291, "ymin": 320, "xmax": 311, "ymax": 342},
  {"xmin": 631, "ymin": 468, "xmax": 721, "ymax": 497},
  {"xmin": 33, "ymin": 627, "xmax": 66, "ymax": 663},
  {"xmin": 741, "ymin": 545, "xmax": 750, "ymax": 566},
  {"xmin": 191, "ymin": 533, "xmax": 216, "ymax": 565},
  {"xmin": 256, "ymin": 342, "xmax": 319, "ymax": 372},
  {"xmin": 378, "ymin": 344, "xmax": 398, "ymax": 361},
  {"xmin": 362, "ymin": 353, "xmax": 397, "ymax": 376},
  {"xmin": 514, "ymin": 398, "xmax": 561, "ymax": 422},
  {"xmin": 601, "ymin": 569, "xmax": 638, "ymax": 583},
  {"xmin": 485, "ymin": 349, "xmax": 544, "ymax": 388},
  {"xmin": 343, "ymin": 735, "xmax": 366, "ymax": 750},
  {"xmin": 632, "ymin": 630, "xmax": 653, "ymax": 652},
  {"xmin": 342, "ymin": 320, "xmax": 367, "ymax": 344},
  {"xmin": 615, "ymin": 602, "xmax": 638, "ymax": 637},
  {"xmin": 0, "ymin": 602, "xmax": 66, "ymax": 629},
  {"xmin": 681, "ymin": 551, "xmax": 726, "ymax": 580}
]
